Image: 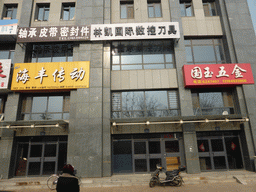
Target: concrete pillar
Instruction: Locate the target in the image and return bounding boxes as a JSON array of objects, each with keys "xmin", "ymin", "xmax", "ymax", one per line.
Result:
[
  {"xmin": 183, "ymin": 124, "xmax": 200, "ymax": 174},
  {"xmin": 0, "ymin": 93, "xmax": 20, "ymax": 178}
]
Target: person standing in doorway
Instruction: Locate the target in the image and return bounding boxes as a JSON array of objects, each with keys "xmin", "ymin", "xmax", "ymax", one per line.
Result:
[{"xmin": 56, "ymin": 164, "xmax": 80, "ymax": 192}]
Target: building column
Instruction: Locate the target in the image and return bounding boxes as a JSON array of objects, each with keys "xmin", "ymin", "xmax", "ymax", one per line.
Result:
[
  {"xmin": 0, "ymin": 93, "xmax": 20, "ymax": 178},
  {"xmin": 183, "ymin": 124, "xmax": 200, "ymax": 174}
]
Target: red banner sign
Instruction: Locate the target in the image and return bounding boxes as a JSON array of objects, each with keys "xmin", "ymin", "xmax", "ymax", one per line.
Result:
[{"xmin": 183, "ymin": 63, "xmax": 254, "ymax": 88}]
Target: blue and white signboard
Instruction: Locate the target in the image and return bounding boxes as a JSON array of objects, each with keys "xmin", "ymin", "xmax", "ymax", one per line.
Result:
[
  {"xmin": 0, "ymin": 19, "xmax": 18, "ymax": 35},
  {"xmin": 90, "ymin": 22, "xmax": 180, "ymax": 41}
]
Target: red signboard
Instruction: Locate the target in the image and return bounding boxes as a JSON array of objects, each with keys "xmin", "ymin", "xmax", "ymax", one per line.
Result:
[{"xmin": 183, "ymin": 63, "xmax": 254, "ymax": 88}]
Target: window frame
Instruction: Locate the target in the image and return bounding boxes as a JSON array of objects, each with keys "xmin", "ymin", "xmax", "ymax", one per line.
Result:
[
  {"xmin": 120, "ymin": 0, "xmax": 134, "ymax": 19},
  {"xmin": 2, "ymin": 4, "xmax": 18, "ymax": 19},
  {"xmin": 0, "ymin": 95, "xmax": 7, "ymax": 115},
  {"xmin": 111, "ymin": 40, "xmax": 175, "ymax": 70},
  {"xmin": 19, "ymin": 94, "xmax": 70, "ymax": 121},
  {"xmin": 203, "ymin": 0, "xmax": 217, "ymax": 16},
  {"xmin": 0, "ymin": 43, "xmax": 15, "ymax": 64},
  {"xmin": 35, "ymin": 3, "xmax": 50, "ymax": 21},
  {"xmin": 31, "ymin": 43, "xmax": 73, "ymax": 63},
  {"xmin": 184, "ymin": 39, "xmax": 226, "ymax": 65},
  {"xmin": 179, "ymin": 0, "xmax": 193, "ymax": 17},
  {"xmin": 147, "ymin": 0, "xmax": 162, "ymax": 18},
  {"xmin": 191, "ymin": 89, "xmax": 238, "ymax": 116},
  {"xmin": 111, "ymin": 90, "xmax": 180, "ymax": 119},
  {"xmin": 61, "ymin": 2, "xmax": 75, "ymax": 21}
]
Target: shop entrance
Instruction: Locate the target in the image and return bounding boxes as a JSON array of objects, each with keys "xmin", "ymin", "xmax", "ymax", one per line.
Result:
[
  {"xmin": 112, "ymin": 133, "xmax": 185, "ymax": 173},
  {"xmin": 27, "ymin": 142, "xmax": 58, "ymax": 175},
  {"xmin": 14, "ymin": 136, "xmax": 67, "ymax": 177},
  {"xmin": 133, "ymin": 139, "xmax": 162, "ymax": 172},
  {"xmin": 197, "ymin": 135, "xmax": 243, "ymax": 171}
]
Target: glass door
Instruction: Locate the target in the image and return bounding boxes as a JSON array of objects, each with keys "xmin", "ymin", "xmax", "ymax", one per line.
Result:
[
  {"xmin": 133, "ymin": 140, "xmax": 148, "ymax": 172},
  {"xmin": 163, "ymin": 140, "xmax": 182, "ymax": 171},
  {"xmin": 210, "ymin": 138, "xmax": 227, "ymax": 169},
  {"xmin": 197, "ymin": 137, "xmax": 228, "ymax": 171},
  {"xmin": 148, "ymin": 140, "xmax": 162, "ymax": 172},
  {"xmin": 27, "ymin": 143, "xmax": 43, "ymax": 175},
  {"xmin": 26, "ymin": 142, "xmax": 58, "ymax": 176},
  {"xmin": 42, "ymin": 143, "xmax": 58, "ymax": 175},
  {"xmin": 133, "ymin": 139, "xmax": 162, "ymax": 172}
]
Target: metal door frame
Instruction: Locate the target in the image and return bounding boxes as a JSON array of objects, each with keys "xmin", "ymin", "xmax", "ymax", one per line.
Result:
[
  {"xmin": 197, "ymin": 136, "xmax": 228, "ymax": 171},
  {"xmin": 26, "ymin": 141, "xmax": 59, "ymax": 176},
  {"xmin": 132, "ymin": 139, "xmax": 162, "ymax": 173}
]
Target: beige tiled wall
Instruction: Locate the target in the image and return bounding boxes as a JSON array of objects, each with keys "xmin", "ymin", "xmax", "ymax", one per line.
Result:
[
  {"xmin": 111, "ymin": 69, "xmax": 178, "ymax": 90},
  {"xmin": 182, "ymin": 0, "xmax": 223, "ymax": 36}
]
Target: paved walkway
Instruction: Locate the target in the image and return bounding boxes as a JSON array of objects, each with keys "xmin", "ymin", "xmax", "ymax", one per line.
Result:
[{"xmin": 0, "ymin": 170, "xmax": 255, "ymax": 191}]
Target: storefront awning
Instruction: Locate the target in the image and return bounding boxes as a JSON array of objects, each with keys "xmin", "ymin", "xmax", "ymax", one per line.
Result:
[
  {"xmin": 111, "ymin": 117, "xmax": 249, "ymax": 126},
  {"xmin": 0, "ymin": 120, "xmax": 69, "ymax": 130}
]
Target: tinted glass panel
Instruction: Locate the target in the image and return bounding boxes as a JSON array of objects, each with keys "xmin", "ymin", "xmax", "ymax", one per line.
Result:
[
  {"xmin": 165, "ymin": 141, "xmax": 179, "ymax": 153},
  {"xmin": 146, "ymin": 91, "xmax": 168, "ymax": 110},
  {"xmin": 193, "ymin": 46, "xmax": 215, "ymax": 62},
  {"xmin": 135, "ymin": 159, "xmax": 147, "ymax": 172},
  {"xmin": 43, "ymin": 162, "xmax": 55, "ymax": 175},
  {"xmin": 134, "ymin": 142, "xmax": 146, "ymax": 154},
  {"xmin": 28, "ymin": 162, "xmax": 41, "ymax": 175},
  {"xmin": 197, "ymin": 140, "xmax": 209, "ymax": 152},
  {"xmin": 48, "ymin": 96, "xmax": 63, "ymax": 112},
  {"xmin": 30, "ymin": 145, "xmax": 42, "ymax": 157},
  {"xmin": 155, "ymin": 4, "xmax": 161, "ymax": 17},
  {"xmin": 149, "ymin": 141, "xmax": 161, "ymax": 154},
  {"xmin": 44, "ymin": 144, "xmax": 57, "ymax": 157},
  {"xmin": 32, "ymin": 97, "xmax": 47, "ymax": 113}
]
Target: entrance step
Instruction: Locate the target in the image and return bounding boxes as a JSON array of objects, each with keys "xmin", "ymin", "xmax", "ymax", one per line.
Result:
[{"xmin": 0, "ymin": 170, "xmax": 256, "ymax": 191}]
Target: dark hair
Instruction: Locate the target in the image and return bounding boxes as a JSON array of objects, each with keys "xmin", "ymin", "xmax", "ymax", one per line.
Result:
[{"xmin": 63, "ymin": 164, "xmax": 74, "ymax": 175}]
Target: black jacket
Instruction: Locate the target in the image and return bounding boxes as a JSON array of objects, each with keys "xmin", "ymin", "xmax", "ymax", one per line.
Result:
[{"xmin": 56, "ymin": 173, "xmax": 80, "ymax": 192}]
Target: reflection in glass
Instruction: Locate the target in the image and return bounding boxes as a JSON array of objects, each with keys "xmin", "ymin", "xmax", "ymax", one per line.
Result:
[
  {"xmin": 32, "ymin": 97, "xmax": 47, "ymax": 113},
  {"xmin": 185, "ymin": 47, "xmax": 193, "ymax": 62},
  {"xmin": 112, "ymin": 41, "xmax": 174, "ymax": 70},
  {"xmin": 143, "ymin": 54, "xmax": 164, "ymax": 63},
  {"xmin": 193, "ymin": 46, "xmax": 215, "ymax": 62},
  {"xmin": 48, "ymin": 97, "xmax": 63, "ymax": 112},
  {"xmin": 148, "ymin": 6, "xmax": 154, "ymax": 18}
]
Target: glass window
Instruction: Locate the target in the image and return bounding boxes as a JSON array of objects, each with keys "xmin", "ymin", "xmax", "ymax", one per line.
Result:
[
  {"xmin": 192, "ymin": 89, "xmax": 237, "ymax": 116},
  {"xmin": 112, "ymin": 40, "xmax": 175, "ymax": 70},
  {"xmin": 19, "ymin": 94, "xmax": 70, "ymax": 120},
  {"xmin": 112, "ymin": 90, "xmax": 179, "ymax": 119},
  {"xmin": 185, "ymin": 39, "xmax": 226, "ymax": 64},
  {"xmin": 2, "ymin": 4, "xmax": 18, "ymax": 19},
  {"xmin": 147, "ymin": 0, "xmax": 162, "ymax": 18},
  {"xmin": 61, "ymin": 3, "xmax": 75, "ymax": 20},
  {"xmin": 203, "ymin": 1, "xmax": 217, "ymax": 16},
  {"xmin": 120, "ymin": 1, "xmax": 134, "ymax": 19},
  {"xmin": 0, "ymin": 96, "xmax": 6, "ymax": 114},
  {"xmin": 31, "ymin": 43, "xmax": 73, "ymax": 63},
  {"xmin": 180, "ymin": 1, "xmax": 193, "ymax": 17},
  {"xmin": 35, "ymin": 4, "xmax": 50, "ymax": 21},
  {"xmin": 0, "ymin": 44, "xmax": 15, "ymax": 64}
]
